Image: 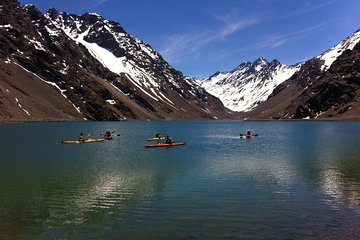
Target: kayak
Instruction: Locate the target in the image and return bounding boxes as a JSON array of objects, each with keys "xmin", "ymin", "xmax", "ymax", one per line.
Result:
[
  {"xmin": 144, "ymin": 141, "xmax": 186, "ymax": 148},
  {"xmin": 240, "ymin": 135, "xmax": 253, "ymax": 139},
  {"xmin": 147, "ymin": 137, "xmax": 165, "ymax": 141},
  {"xmin": 62, "ymin": 138, "xmax": 105, "ymax": 144},
  {"xmin": 240, "ymin": 134, "xmax": 258, "ymax": 139}
]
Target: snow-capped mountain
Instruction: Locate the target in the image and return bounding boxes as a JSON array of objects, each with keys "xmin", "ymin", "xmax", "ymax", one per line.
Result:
[
  {"xmin": 201, "ymin": 28, "xmax": 360, "ymax": 115},
  {"xmin": 317, "ymin": 28, "xmax": 360, "ymax": 71},
  {"xmin": 0, "ymin": 0, "xmax": 232, "ymax": 121},
  {"xmin": 201, "ymin": 58, "xmax": 302, "ymax": 112},
  {"xmin": 45, "ymin": 9, "xmax": 187, "ymax": 106},
  {"xmin": 245, "ymin": 28, "xmax": 360, "ymax": 120}
]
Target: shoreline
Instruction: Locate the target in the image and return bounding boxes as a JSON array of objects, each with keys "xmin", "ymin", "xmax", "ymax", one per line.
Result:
[{"xmin": 1, "ymin": 117, "xmax": 360, "ymax": 124}]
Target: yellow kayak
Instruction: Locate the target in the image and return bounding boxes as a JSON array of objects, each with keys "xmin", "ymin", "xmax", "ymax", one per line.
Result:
[
  {"xmin": 145, "ymin": 141, "xmax": 186, "ymax": 148},
  {"xmin": 61, "ymin": 138, "xmax": 105, "ymax": 144},
  {"xmin": 147, "ymin": 137, "xmax": 165, "ymax": 141}
]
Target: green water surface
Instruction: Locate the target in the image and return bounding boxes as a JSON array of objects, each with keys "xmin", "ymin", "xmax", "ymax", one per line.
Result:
[{"xmin": 0, "ymin": 121, "xmax": 360, "ymax": 239}]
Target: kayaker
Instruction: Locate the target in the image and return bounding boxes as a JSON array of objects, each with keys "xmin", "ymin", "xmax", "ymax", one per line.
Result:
[
  {"xmin": 79, "ymin": 132, "xmax": 85, "ymax": 142},
  {"xmin": 244, "ymin": 130, "xmax": 253, "ymax": 138},
  {"xmin": 155, "ymin": 133, "xmax": 161, "ymax": 138},
  {"xmin": 105, "ymin": 131, "xmax": 112, "ymax": 138},
  {"xmin": 165, "ymin": 135, "xmax": 173, "ymax": 144}
]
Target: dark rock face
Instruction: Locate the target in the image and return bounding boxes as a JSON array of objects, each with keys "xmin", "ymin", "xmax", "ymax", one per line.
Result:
[
  {"xmin": 0, "ymin": 0, "xmax": 234, "ymax": 121},
  {"xmin": 292, "ymin": 43, "xmax": 360, "ymax": 119}
]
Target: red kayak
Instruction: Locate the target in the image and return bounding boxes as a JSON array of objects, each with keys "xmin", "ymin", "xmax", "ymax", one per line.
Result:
[{"xmin": 144, "ymin": 141, "xmax": 186, "ymax": 148}]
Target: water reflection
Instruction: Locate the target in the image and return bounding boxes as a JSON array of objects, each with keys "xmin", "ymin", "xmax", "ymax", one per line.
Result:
[
  {"xmin": 1, "ymin": 121, "xmax": 360, "ymax": 239},
  {"xmin": 0, "ymin": 166, "xmax": 173, "ymax": 238},
  {"xmin": 320, "ymin": 149, "xmax": 360, "ymax": 214}
]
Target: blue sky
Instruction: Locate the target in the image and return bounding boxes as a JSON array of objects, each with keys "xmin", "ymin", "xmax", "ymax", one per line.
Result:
[{"xmin": 20, "ymin": 0, "xmax": 360, "ymax": 79}]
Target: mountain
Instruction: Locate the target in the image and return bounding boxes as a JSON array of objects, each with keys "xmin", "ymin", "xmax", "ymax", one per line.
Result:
[
  {"xmin": 245, "ymin": 28, "xmax": 360, "ymax": 120},
  {"xmin": 200, "ymin": 57, "xmax": 302, "ymax": 112},
  {"xmin": 0, "ymin": 0, "xmax": 233, "ymax": 121}
]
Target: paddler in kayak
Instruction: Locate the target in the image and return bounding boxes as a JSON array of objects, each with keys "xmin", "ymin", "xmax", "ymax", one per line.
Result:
[
  {"xmin": 165, "ymin": 135, "xmax": 173, "ymax": 144},
  {"xmin": 155, "ymin": 132, "xmax": 161, "ymax": 138},
  {"xmin": 240, "ymin": 130, "xmax": 258, "ymax": 138},
  {"xmin": 244, "ymin": 130, "xmax": 253, "ymax": 138},
  {"xmin": 104, "ymin": 131, "xmax": 112, "ymax": 139},
  {"xmin": 79, "ymin": 132, "xmax": 85, "ymax": 143}
]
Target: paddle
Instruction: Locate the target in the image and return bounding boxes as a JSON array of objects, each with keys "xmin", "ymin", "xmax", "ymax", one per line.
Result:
[
  {"xmin": 112, "ymin": 131, "xmax": 120, "ymax": 136},
  {"xmin": 84, "ymin": 133, "xmax": 91, "ymax": 140},
  {"xmin": 240, "ymin": 133, "xmax": 258, "ymax": 137},
  {"xmin": 100, "ymin": 131, "xmax": 120, "ymax": 137},
  {"xmin": 77, "ymin": 133, "xmax": 91, "ymax": 143}
]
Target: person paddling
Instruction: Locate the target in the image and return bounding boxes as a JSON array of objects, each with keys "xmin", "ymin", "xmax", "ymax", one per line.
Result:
[
  {"xmin": 104, "ymin": 131, "xmax": 112, "ymax": 139},
  {"xmin": 155, "ymin": 132, "xmax": 161, "ymax": 138},
  {"xmin": 79, "ymin": 132, "xmax": 85, "ymax": 142},
  {"xmin": 165, "ymin": 135, "xmax": 173, "ymax": 144}
]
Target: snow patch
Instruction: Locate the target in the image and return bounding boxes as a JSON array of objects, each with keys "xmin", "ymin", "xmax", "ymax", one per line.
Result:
[
  {"xmin": 106, "ymin": 99, "xmax": 116, "ymax": 105},
  {"xmin": 0, "ymin": 24, "xmax": 12, "ymax": 28},
  {"xmin": 14, "ymin": 97, "xmax": 31, "ymax": 116},
  {"xmin": 25, "ymin": 36, "xmax": 46, "ymax": 51}
]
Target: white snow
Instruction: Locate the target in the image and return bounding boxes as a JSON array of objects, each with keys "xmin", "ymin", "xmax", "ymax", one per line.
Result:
[
  {"xmin": 106, "ymin": 99, "xmax": 116, "ymax": 105},
  {"xmin": 201, "ymin": 61, "xmax": 302, "ymax": 112},
  {"xmin": 14, "ymin": 97, "xmax": 31, "ymax": 116},
  {"xmin": 109, "ymin": 82, "xmax": 125, "ymax": 95},
  {"xmin": 22, "ymin": 108, "xmax": 31, "ymax": 116},
  {"xmin": 25, "ymin": 36, "xmax": 46, "ymax": 51},
  {"xmin": 45, "ymin": 25, "xmax": 60, "ymax": 37},
  {"xmin": 59, "ymin": 67, "xmax": 68, "ymax": 75},
  {"xmin": 89, "ymin": 12, "xmax": 101, "ymax": 17},
  {"xmin": 0, "ymin": 24, "xmax": 12, "ymax": 28},
  {"xmin": 318, "ymin": 29, "xmax": 360, "ymax": 71}
]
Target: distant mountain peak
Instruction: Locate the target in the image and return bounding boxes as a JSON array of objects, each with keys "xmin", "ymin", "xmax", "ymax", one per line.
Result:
[
  {"xmin": 254, "ymin": 57, "xmax": 268, "ymax": 65},
  {"xmin": 201, "ymin": 58, "xmax": 302, "ymax": 112},
  {"xmin": 270, "ymin": 59, "xmax": 281, "ymax": 65}
]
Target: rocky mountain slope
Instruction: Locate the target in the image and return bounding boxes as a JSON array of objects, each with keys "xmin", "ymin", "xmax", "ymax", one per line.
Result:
[
  {"xmin": 200, "ymin": 58, "xmax": 301, "ymax": 112},
  {"xmin": 0, "ymin": 0, "xmax": 233, "ymax": 122},
  {"xmin": 245, "ymin": 29, "xmax": 360, "ymax": 120}
]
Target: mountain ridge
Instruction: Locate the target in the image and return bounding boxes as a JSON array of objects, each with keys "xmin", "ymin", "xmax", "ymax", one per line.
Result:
[
  {"xmin": 1, "ymin": 0, "xmax": 359, "ymax": 121},
  {"xmin": 200, "ymin": 28, "xmax": 360, "ymax": 120},
  {"xmin": 245, "ymin": 28, "xmax": 360, "ymax": 120},
  {"xmin": 0, "ymin": 0, "xmax": 235, "ymax": 121},
  {"xmin": 200, "ymin": 57, "xmax": 302, "ymax": 112}
]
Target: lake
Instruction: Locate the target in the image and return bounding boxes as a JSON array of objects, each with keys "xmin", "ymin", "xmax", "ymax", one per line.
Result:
[{"xmin": 1, "ymin": 121, "xmax": 360, "ymax": 239}]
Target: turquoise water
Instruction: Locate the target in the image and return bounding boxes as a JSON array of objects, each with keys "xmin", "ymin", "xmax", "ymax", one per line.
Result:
[{"xmin": 1, "ymin": 121, "xmax": 360, "ymax": 239}]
